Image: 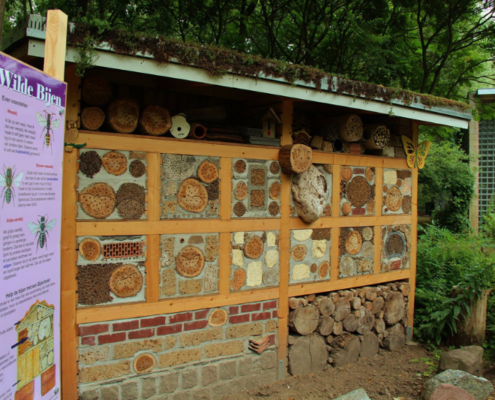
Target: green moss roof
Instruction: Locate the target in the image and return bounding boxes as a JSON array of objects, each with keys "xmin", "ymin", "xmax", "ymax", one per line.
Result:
[{"xmin": 68, "ymin": 24, "xmax": 470, "ymax": 112}]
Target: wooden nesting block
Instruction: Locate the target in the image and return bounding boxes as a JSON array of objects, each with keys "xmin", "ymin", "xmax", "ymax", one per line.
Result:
[
  {"xmin": 109, "ymin": 264, "xmax": 143, "ymax": 298},
  {"xmin": 345, "ymin": 231, "xmax": 363, "ymax": 255},
  {"xmin": 81, "ymin": 107, "xmax": 105, "ymax": 130},
  {"xmin": 79, "ymin": 183, "xmax": 116, "ymax": 219},
  {"xmin": 346, "ymin": 176, "xmax": 371, "ymax": 207},
  {"xmin": 244, "ymin": 236, "xmax": 264, "ymax": 259},
  {"xmin": 176, "ymin": 246, "xmax": 205, "ymax": 277},
  {"xmin": 79, "ymin": 238, "xmax": 101, "ymax": 261},
  {"xmin": 82, "ymin": 75, "xmax": 112, "ymax": 106},
  {"xmin": 291, "ymin": 244, "xmax": 307, "ymax": 262},
  {"xmin": 197, "ymin": 160, "xmax": 219, "ymax": 183},
  {"xmin": 363, "ymin": 124, "xmax": 390, "ymax": 149},
  {"xmin": 231, "ymin": 268, "xmax": 246, "ymax": 290},
  {"xmin": 139, "ymin": 105, "xmax": 172, "ymax": 136},
  {"xmin": 102, "ymin": 151, "xmax": 127, "ymax": 176},
  {"xmin": 234, "ymin": 181, "xmax": 248, "ymax": 200},
  {"xmin": 208, "ymin": 309, "xmax": 228, "ymax": 327},
  {"xmin": 107, "ymin": 98, "xmax": 140, "ymax": 133},
  {"xmin": 337, "ymin": 114, "xmax": 363, "ymax": 142},
  {"xmin": 279, "ymin": 144, "xmax": 313, "ymax": 174},
  {"xmin": 178, "ymin": 178, "xmax": 208, "ymax": 213},
  {"xmin": 134, "ymin": 353, "xmax": 156, "ymax": 374},
  {"xmin": 385, "ymin": 186, "xmax": 402, "ymax": 211}
]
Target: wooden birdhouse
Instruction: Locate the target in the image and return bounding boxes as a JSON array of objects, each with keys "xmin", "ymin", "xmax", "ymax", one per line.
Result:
[{"xmin": 262, "ymin": 108, "xmax": 281, "ymax": 138}]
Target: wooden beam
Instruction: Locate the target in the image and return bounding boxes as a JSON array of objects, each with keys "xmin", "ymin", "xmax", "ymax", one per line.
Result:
[
  {"xmin": 277, "ymin": 100, "xmax": 293, "ymax": 377},
  {"xmin": 60, "ymin": 65, "xmax": 79, "ymax": 400},
  {"xmin": 43, "ymin": 10, "xmax": 68, "ymax": 81},
  {"xmin": 407, "ymin": 122, "xmax": 419, "ymax": 341}
]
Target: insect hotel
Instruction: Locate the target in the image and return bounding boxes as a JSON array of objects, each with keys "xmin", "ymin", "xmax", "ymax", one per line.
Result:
[{"xmin": 3, "ymin": 15, "xmax": 472, "ymax": 400}]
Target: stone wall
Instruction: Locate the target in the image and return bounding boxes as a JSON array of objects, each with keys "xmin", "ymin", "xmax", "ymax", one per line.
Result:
[
  {"xmin": 288, "ymin": 281, "xmax": 410, "ymax": 376},
  {"xmin": 78, "ymin": 300, "xmax": 278, "ymax": 400}
]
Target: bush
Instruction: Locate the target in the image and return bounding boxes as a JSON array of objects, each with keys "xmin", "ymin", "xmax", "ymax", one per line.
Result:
[{"xmin": 415, "ymin": 225, "xmax": 495, "ymax": 344}]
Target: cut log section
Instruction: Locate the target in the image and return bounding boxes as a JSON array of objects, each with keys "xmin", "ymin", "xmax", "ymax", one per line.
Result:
[
  {"xmin": 81, "ymin": 107, "xmax": 105, "ymax": 130},
  {"xmin": 102, "ymin": 151, "xmax": 127, "ymax": 176},
  {"xmin": 315, "ymin": 296, "xmax": 335, "ymax": 316},
  {"xmin": 357, "ymin": 310, "xmax": 375, "ymax": 334},
  {"xmin": 383, "ymin": 292, "xmax": 405, "ymax": 325},
  {"xmin": 291, "ymin": 244, "xmax": 307, "ymax": 262},
  {"xmin": 334, "ymin": 299, "xmax": 351, "ymax": 321},
  {"xmin": 362, "ymin": 124, "xmax": 390, "ymax": 149},
  {"xmin": 107, "ymin": 98, "xmax": 140, "ymax": 134},
  {"xmin": 231, "ymin": 268, "xmax": 246, "ymax": 290},
  {"xmin": 318, "ymin": 262, "xmax": 330, "ymax": 279},
  {"xmin": 345, "ymin": 231, "xmax": 363, "ymax": 255},
  {"xmin": 288, "ymin": 333, "xmax": 327, "ymax": 375},
  {"xmin": 81, "ymin": 75, "xmax": 112, "ymax": 106},
  {"xmin": 176, "ymin": 246, "xmax": 205, "ymax": 278},
  {"xmin": 331, "ymin": 333, "xmax": 361, "ymax": 367},
  {"xmin": 383, "ymin": 323, "xmax": 406, "ymax": 351},
  {"xmin": 133, "ymin": 353, "xmax": 156, "ymax": 374},
  {"xmin": 289, "ymin": 305, "xmax": 320, "ymax": 335},
  {"xmin": 79, "ymin": 183, "xmax": 116, "ymax": 219},
  {"xmin": 318, "ymin": 316, "xmax": 335, "ymax": 336},
  {"xmin": 385, "ymin": 186, "xmax": 403, "ymax": 211},
  {"xmin": 234, "ymin": 181, "xmax": 248, "ymax": 200},
  {"xmin": 343, "ymin": 314, "xmax": 358, "ymax": 332},
  {"xmin": 279, "ymin": 144, "xmax": 313, "ymax": 174},
  {"xmin": 208, "ymin": 309, "xmax": 228, "ymax": 327},
  {"xmin": 360, "ymin": 332, "xmax": 379, "ymax": 359},
  {"xmin": 337, "ymin": 114, "xmax": 363, "ymax": 142},
  {"xmin": 139, "ymin": 105, "xmax": 172, "ymax": 136}
]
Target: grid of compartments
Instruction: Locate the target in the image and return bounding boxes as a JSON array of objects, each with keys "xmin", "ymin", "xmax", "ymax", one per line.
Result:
[
  {"xmin": 230, "ymin": 231, "xmax": 280, "ymax": 291},
  {"xmin": 76, "ymin": 235, "xmax": 147, "ymax": 306},
  {"xmin": 340, "ymin": 166, "xmax": 376, "ymax": 216},
  {"xmin": 232, "ymin": 159, "xmax": 282, "ymax": 218},
  {"xmin": 478, "ymin": 119, "xmax": 495, "ymax": 226},
  {"xmin": 77, "ymin": 149, "xmax": 148, "ymax": 220},
  {"xmin": 380, "ymin": 225, "xmax": 411, "ymax": 273},
  {"xmin": 289, "ymin": 229, "xmax": 331, "ymax": 283},
  {"xmin": 162, "ymin": 154, "xmax": 221, "ymax": 219},
  {"xmin": 160, "ymin": 233, "xmax": 220, "ymax": 297},
  {"xmin": 382, "ymin": 169, "xmax": 412, "ymax": 215}
]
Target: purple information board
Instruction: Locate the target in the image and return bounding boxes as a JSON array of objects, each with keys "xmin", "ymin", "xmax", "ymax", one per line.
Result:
[{"xmin": 0, "ymin": 53, "xmax": 65, "ymax": 400}]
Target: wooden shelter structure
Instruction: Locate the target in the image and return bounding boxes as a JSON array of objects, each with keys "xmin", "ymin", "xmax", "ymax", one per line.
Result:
[{"xmin": 3, "ymin": 15, "xmax": 472, "ymax": 400}]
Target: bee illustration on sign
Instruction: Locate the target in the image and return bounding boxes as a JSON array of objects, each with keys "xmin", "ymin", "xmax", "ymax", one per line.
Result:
[
  {"xmin": 37, "ymin": 111, "xmax": 61, "ymax": 152},
  {"xmin": 28, "ymin": 216, "xmax": 57, "ymax": 250},
  {"xmin": 0, "ymin": 166, "xmax": 23, "ymax": 207}
]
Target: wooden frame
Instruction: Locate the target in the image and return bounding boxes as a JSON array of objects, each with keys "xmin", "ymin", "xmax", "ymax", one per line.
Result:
[{"xmin": 60, "ymin": 75, "xmax": 418, "ymax": 399}]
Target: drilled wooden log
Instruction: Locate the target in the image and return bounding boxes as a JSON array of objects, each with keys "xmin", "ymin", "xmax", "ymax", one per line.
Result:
[
  {"xmin": 362, "ymin": 124, "xmax": 390, "ymax": 149},
  {"xmin": 279, "ymin": 144, "xmax": 313, "ymax": 174},
  {"xmin": 81, "ymin": 107, "xmax": 105, "ymax": 130},
  {"xmin": 107, "ymin": 98, "xmax": 140, "ymax": 134},
  {"xmin": 289, "ymin": 305, "xmax": 320, "ymax": 336},
  {"xmin": 139, "ymin": 105, "xmax": 172, "ymax": 136},
  {"xmin": 337, "ymin": 114, "xmax": 363, "ymax": 142}
]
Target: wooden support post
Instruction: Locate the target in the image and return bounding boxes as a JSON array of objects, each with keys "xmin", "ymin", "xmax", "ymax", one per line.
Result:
[
  {"xmin": 43, "ymin": 10, "xmax": 67, "ymax": 81},
  {"xmin": 219, "ymin": 158, "xmax": 232, "ymax": 295},
  {"xmin": 277, "ymin": 100, "xmax": 293, "ymax": 378},
  {"xmin": 60, "ymin": 64, "xmax": 80, "ymax": 400},
  {"xmin": 331, "ymin": 165, "xmax": 342, "ymax": 281},
  {"xmin": 407, "ymin": 122, "xmax": 419, "ymax": 342},
  {"xmin": 373, "ymin": 166, "xmax": 383, "ymax": 274},
  {"xmin": 146, "ymin": 153, "xmax": 162, "ymax": 303}
]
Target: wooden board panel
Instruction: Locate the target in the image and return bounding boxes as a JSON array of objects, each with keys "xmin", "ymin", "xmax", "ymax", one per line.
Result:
[
  {"xmin": 288, "ymin": 269, "xmax": 410, "ymax": 297},
  {"xmin": 60, "ymin": 65, "xmax": 80, "ymax": 400},
  {"xmin": 77, "ymin": 288, "xmax": 280, "ymax": 324}
]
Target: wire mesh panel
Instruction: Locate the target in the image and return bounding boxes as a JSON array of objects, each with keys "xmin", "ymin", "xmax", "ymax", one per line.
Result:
[{"xmin": 479, "ymin": 119, "xmax": 495, "ymax": 226}]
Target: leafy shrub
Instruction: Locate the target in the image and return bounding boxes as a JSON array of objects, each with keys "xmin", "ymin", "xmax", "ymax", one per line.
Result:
[{"xmin": 415, "ymin": 225, "xmax": 495, "ymax": 344}]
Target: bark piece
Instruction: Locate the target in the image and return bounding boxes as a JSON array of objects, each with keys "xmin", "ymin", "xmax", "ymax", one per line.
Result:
[
  {"xmin": 318, "ymin": 316, "xmax": 335, "ymax": 336},
  {"xmin": 291, "ymin": 165, "xmax": 329, "ymax": 223},
  {"xmin": 288, "ymin": 333, "xmax": 327, "ymax": 376},
  {"xmin": 279, "ymin": 144, "xmax": 313, "ymax": 174},
  {"xmin": 334, "ymin": 299, "xmax": 351, "ymax": 322},
  {"xmin": 331, "ymin": 333, "xmax": 361, "ymax": 367},
  {"xmin": 384, "ymin": 292, "xmax": 406, "ymax": 325},
  {"xmin": 289, "ymin": 305, "xmax": 320, "ymax": 335},
  {"xmin": 360, "ymin": 332, "xmax": 379, "ymax": 359}
]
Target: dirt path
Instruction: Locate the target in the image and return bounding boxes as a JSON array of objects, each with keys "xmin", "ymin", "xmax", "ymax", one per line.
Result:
[{"xmin": 225, "ymin": 344, "xmax": 495, "ymax": 400}]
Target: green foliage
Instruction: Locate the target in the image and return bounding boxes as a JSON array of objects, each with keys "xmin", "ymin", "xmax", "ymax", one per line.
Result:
[
  {"xmin": 418, "ymin": 139, "xmax": 475, "ymax": 233},
  {"xmin": 415, "ymin": 225, "xmax": 495, "ymax": 344}
]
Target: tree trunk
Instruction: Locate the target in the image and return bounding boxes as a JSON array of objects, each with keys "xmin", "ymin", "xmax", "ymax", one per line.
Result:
[{"xmin": 454, "ymin": 289, "xmax": 492, "ymax": 346}]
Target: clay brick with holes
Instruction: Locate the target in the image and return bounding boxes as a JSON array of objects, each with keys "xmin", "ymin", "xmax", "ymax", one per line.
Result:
[{"xmin": 103, "ymin": 242, "xmax": 144, "ymax": 259}]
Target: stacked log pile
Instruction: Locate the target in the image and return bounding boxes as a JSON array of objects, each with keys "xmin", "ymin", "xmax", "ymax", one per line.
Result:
[{"xmin": 287, "ymin": 281, "xmax": 410, "ymax": 375}]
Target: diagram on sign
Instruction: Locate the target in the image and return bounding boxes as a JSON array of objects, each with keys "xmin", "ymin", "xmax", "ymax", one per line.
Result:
[
  {"xmin": 0, "ymin": 165, "xmax": 23, "ymax": 207},
  {"xmin": 28, "ymin": 217, "xmax": 57, "ymax": 251},
  {"xmin": 36, "ymin": 111, "xmax": 61, "ymax": 153},
  {"xmin": 12, "ymin": 301, "xmax": 56, "ymax": 398}
]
